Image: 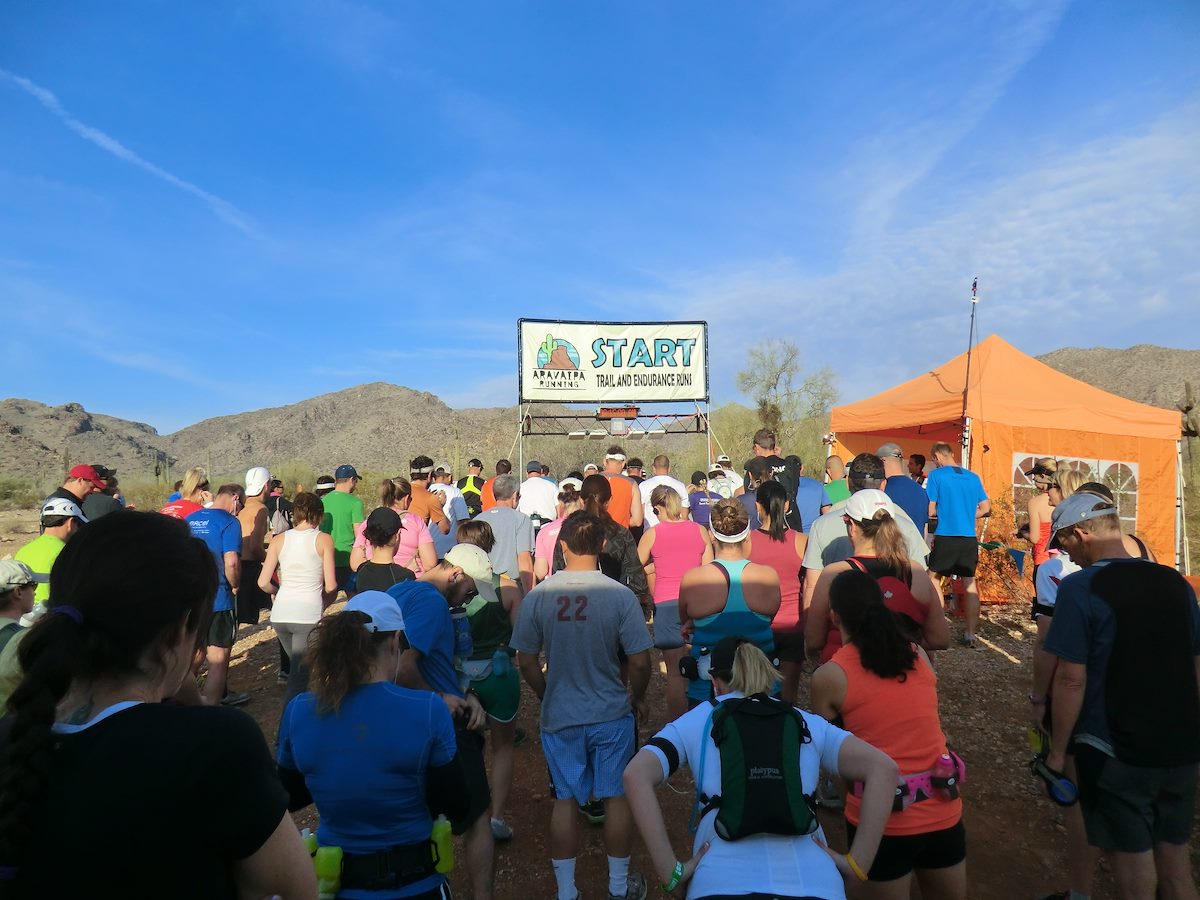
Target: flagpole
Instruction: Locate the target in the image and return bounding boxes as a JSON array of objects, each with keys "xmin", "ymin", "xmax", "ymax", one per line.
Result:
[{"xmin": 961, "ymin": 277, "xmax": 979, "ymax": 462}]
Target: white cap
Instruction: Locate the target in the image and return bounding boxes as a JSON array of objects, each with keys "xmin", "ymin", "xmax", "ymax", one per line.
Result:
[
  {"xmin": 844, "ymin": 489, "xmax": 898, "ymax": 523},
  {"xmin": 41, "ymin": 497, "xmax": 88, "ymax": 523},
  {"xmin": 245, "ymin": 466, "xmax": 271, "ymax": 497},
  {"xmin": 445, "ymin": 544, "xmax": 500, "ymax": 603},
  {"xmin": 559, "ymin": 477, "xmax": 583, "ymax": 492},
  {"xmin": 1, "ymin": 559, "xmax": 47, "ymax": 588},
  {"xmin": 582, "ymin": 463, "xmax": 599, "ymax": 473}
]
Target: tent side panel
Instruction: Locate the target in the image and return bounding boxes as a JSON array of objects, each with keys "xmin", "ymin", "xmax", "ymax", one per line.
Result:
[{"xmin": 1004, "ymin": 426, "xmax": 1176, "ymax": 565}]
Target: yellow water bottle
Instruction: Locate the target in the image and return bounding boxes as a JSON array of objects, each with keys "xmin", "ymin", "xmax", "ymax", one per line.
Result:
[
  {"xmin": 314, "ymin": 845, "xmax": 342, "ymax": 900},
  {"xmin": 431, "ymin": 814, "xmax": 455, "ymax": 874}
]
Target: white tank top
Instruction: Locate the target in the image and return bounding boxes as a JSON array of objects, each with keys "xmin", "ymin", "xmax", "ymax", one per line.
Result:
[{"xmin": 271, "ymin": 528, "xmax": 325, "ymax": 624}]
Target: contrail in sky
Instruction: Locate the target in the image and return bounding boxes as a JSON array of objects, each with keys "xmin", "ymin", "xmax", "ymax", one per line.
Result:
[{"xmin": 2, "ymin": 69, "xmax": 256, "ymax": 236}]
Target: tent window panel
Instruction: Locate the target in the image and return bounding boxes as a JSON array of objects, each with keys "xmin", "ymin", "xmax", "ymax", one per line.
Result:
[{"xmin": 1011, "ymin": 454, "xmax": 1139, "ymax": 532}]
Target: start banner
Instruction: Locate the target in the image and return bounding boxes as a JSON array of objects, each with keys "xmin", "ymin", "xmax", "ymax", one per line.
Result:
[{"xmin": 518, "ymin": 319, "xmax": 709, "ymax": 404}]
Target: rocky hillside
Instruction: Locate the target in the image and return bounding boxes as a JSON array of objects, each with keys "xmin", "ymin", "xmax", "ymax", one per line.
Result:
[
  {"xmin": 1036, "ymin": 344, "xmax": 1199, "ymax": 412},
  {"xmin": 0, "ymin": 383, "xmax": 699, "ymax": 485},
  {"xmin": 0, "ymin": 398, "xmax": 168, "ymax": 485}
]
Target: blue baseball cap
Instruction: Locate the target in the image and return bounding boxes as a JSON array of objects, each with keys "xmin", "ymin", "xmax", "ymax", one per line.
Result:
[
  {"xmin": 334, "ymin": 464, "xmax": 360, "ymax": 480},
  {"xmin": 344, "ymin": 591, "xmax": 405, "ymax": 633}
]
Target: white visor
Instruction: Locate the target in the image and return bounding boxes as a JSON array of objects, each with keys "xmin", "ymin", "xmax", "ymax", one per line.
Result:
[{"xmin": 712, "ymin": 524, "xmax": 751, "ymax": 543}]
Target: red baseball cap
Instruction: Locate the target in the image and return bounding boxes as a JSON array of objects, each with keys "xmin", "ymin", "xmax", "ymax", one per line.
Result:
[{"xmin": 68, "ymin": 464, "xmax": 107, "ymax": 490}]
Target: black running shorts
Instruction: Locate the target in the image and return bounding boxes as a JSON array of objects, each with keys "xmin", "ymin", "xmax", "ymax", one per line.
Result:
[
  {"xmin": 846, "ymin": 818, "xmax": 966, "ymax": 881},
  {"xmin": 1074, "ymin": 745, "xmax": 1198, "ymax": 853},
  {"xmin": 927, "ymin": 536, "xmax": 979, "ymax": 577}
]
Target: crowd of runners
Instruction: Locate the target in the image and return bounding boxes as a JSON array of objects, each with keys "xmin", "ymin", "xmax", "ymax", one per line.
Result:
[{"xmin": 0, "ymin": 431, "xmax": 1196, "ymax": 900}]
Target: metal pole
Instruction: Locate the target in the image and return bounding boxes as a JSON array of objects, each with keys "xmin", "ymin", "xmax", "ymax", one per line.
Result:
[
  {"xmin": 961, "ymin": 277, "xmax": 979, "ymax": 451},
  {"xmin": 1177, "ymin": 439, "xmax": 1188, "ymax": 573}
]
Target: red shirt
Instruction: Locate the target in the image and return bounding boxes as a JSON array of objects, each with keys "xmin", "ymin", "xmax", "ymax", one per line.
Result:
[{"xmin": 160, "ymin": 499, "xmax": 203, "ymax": 520}]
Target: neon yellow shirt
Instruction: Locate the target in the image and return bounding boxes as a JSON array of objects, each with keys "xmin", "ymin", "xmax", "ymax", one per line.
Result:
[{"xmin": 15, "ymin": 534, "xmax": 64, "ymax": 604}]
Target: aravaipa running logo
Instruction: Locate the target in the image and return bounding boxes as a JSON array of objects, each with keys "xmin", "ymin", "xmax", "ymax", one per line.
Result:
[
  {"xmin": 532, "ymin": 333, "xmax": 585, "ymax": 390},
  {"xmin": 535, "ymin": 334, "xmax": 579, "ymax": 371}
]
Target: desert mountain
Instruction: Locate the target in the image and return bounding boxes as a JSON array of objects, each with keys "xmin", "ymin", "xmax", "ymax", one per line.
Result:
[
  {"xmin": 1035, "ymin": 344, "xmax": 1200, "ymax": 412},
  {"xmin": 3, "ymin": 345, "xmax": 1193, "ymax": 486}
]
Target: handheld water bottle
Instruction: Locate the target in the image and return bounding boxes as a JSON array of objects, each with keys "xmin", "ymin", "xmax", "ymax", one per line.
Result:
[
  {"xmin": 450, "ymin": 607, "xmax": 473, "ymax": 659},
  {"xmin": 491, "ymin": 646, "xmax": 510, "ymax": 676},
  {"xmin": 314, "ymin": 845, "xmax": 343, "ymax": 900},
  {"xmin": 431, "ymin": 814, "xmax": 455, "ymax": 874}
]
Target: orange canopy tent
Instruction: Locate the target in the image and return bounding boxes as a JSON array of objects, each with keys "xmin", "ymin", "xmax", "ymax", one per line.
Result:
[{"xmin": 829, "ymin": 335, "xmax": 1182, "ymax": 567}]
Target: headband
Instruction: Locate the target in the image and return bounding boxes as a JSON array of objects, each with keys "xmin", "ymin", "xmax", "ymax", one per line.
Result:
[
  {"xmin": 52, "ymin": 605, "xmax": 83, "ymax": 624},
  {"xmin": 604, "ymin": 453, "xmax": 626, "ymax": 462},
  {"xmin": 712, "ymin": 524, "xmax": 752, "ymax": 544}
]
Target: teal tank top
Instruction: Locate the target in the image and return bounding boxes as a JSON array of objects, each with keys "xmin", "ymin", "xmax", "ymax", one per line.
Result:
[{"xmin": 688, "ymin": 559, "xmax": 775, "ymax": 702}]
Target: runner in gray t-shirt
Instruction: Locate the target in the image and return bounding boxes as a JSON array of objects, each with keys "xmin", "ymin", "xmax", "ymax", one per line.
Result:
[
  {"xmin": 511, "ymin": 511, "xmax": 652, "ymax": 900},
  {"xmin": 477, "ymin": 474, "xmax": 535, "ymax": 592},
  {"xmin": 513, "ymin": 566, "xmax": 652, "ymax": 730}
]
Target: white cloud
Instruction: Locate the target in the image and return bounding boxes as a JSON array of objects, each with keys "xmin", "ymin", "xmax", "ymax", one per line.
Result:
[
  {"xmin": 632, "ymin": 101, "xmax": 1200, "ymax": 405},
  {"xmin": 0, "ymin": 69, "xmax": 257, "ymax": 236}
]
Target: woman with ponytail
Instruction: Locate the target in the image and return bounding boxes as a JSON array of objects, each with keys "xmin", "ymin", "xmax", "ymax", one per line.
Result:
[
  {"xmin": 350, "ymin": 477, "xmax": 438, "ymax": 576},
  {"xmin": 812, "ymin": 570, "xmax": 966, "ymax": 898},
  {"xmin": 806, "ymin": 490, "xmax": 948, "ymax": 665},
  {"xmin": 0, "ymin": 511, "xmax": 314, "ymax": 899},
  {"xmin": 747, "ymin": 479, "xmax": 808, "ymax": 704},
  {"xmin": 625, "ymin": 636, "xmax": 898, "ymax": 899},
  {"xmin": 678, "ymin": 499, "xmax": 780, "ymax": 708},
  {"xmin": 277, "ymin": 591, "xmax": 469, "ymax": 898}
]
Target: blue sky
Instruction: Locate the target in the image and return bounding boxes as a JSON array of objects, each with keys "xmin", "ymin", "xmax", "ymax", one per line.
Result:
[{"xmin": 2, "ymin": 1, "xmax": 1197, "ymax": 434}]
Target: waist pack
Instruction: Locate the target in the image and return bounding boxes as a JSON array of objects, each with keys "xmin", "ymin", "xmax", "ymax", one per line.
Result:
[
  {"xmin": 340, "ymin": 840, "xmax": 437, "ymax": 891},
  {"xmin": 852, "ymin": 750, "xmax": 966, "ymax": 811},
  {"xmin": 693, "ymin": 693, "xmax": 818, "ymax": 841}
]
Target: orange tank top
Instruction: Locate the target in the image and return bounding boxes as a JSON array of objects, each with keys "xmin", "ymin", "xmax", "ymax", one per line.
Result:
[
  {"xmin": 1033, "ymin": 520, "xmax": 1053, "ymax": 565},
  {"xmin": 832, "ymin": 642, "xmax": 963, "ymax": 836},
  {"xmin": 604, "ymin": 473, "xmax": 635, "ymax": 528}
]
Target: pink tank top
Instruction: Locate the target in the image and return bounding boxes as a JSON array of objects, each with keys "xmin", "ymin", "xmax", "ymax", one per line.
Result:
[
  {"xmin": 649, "ymin": 520, "xmax": 706, "ymax": 604},
  {"xmin": 748, "ymin": 528, "xmax": 804, "ymax": 632},
  {"xmin": 352, "ymin": 512, "xmax": 433, "ymax": 575}
]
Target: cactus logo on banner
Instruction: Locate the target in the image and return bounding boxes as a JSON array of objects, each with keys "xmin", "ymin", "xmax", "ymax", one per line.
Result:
[
  {"xmin": 532, "ymin": 333, "xmax": 585, "ymax": 389},
  {"xmin": 519, "ymin": 319, "xmax": 709, "ymax": 404}
]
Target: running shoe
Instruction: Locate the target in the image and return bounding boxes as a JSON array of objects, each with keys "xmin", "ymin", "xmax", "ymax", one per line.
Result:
[
  {"xmin": 958, "ymin": 633, "xmax": 978, "ymax": 649},
  {"xmin": 220, "ymin": 691, "xmax": 251, "ymax": 707},
  {"xmin": 608, "ymin": 872, "xmax": 647, "ymax": 900},
  {"xmin": 490, "ymin": 817, "xmax": 513, "ymax": 841},
  {"xmin": 578, "ymin": 798, "xmax": 606, "ymax": 824}
]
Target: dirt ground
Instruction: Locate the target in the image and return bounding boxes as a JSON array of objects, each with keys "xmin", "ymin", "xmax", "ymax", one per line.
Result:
[{"xmin": 1, "ymin": 508, "xmax": 1196, "ymax": 898}]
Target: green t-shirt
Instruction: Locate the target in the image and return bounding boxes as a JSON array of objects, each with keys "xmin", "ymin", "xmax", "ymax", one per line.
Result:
[
  {"xmin": 825, "ymin": 478, "xmax": 851, "ymax": 505},
  {"xmin": 15, "ymin": 534, "xmax": 65, "ymax": 604},
  {"xmin": 320, "ymin": 490, "xmax": 365, "ymax": 568}
]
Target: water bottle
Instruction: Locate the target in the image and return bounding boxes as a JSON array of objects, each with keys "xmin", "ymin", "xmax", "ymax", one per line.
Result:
[
  {"xmin": 450, "ymin": 607, "xmax": 473, "ymax": 659},
  {"xmin": 300, "ymin": 827, "xmax": 318, "ymax": 857},
  {"xmin": 431, "ymin": 814, "xmax": 455, "ymax": 874},
  {"xmin": 314, "ymin": 845, "xmax": 343, "ymax": 900},
  {"xmin": 491, "ymin": 646, "xmax": 511, "ymax": 676},
  {"xmin": 932, "ymin": 753, "xmax": 958, "ymax": 800}
]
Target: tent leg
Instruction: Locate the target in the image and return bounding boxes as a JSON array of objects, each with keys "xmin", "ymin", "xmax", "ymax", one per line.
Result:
[{"xmin": 1178, "ymin": 439, "xmax": 1189, "ymax": 574}]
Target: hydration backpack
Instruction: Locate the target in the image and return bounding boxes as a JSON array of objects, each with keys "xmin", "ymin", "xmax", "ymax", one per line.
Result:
[{"xmin": 694, "ymin": 693, "xmax": 818, "ymax": 841}]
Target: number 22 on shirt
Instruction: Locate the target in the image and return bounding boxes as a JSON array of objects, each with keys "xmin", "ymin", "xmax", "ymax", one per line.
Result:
[{"xmin": 556, "ymin": 595, "xmax": 589, "ymax": 622}]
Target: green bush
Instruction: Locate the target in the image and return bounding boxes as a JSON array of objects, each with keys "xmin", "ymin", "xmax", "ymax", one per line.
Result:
[{"xmin": 0, "ymin": 476, "xmax": 42, "ymax": 511}]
